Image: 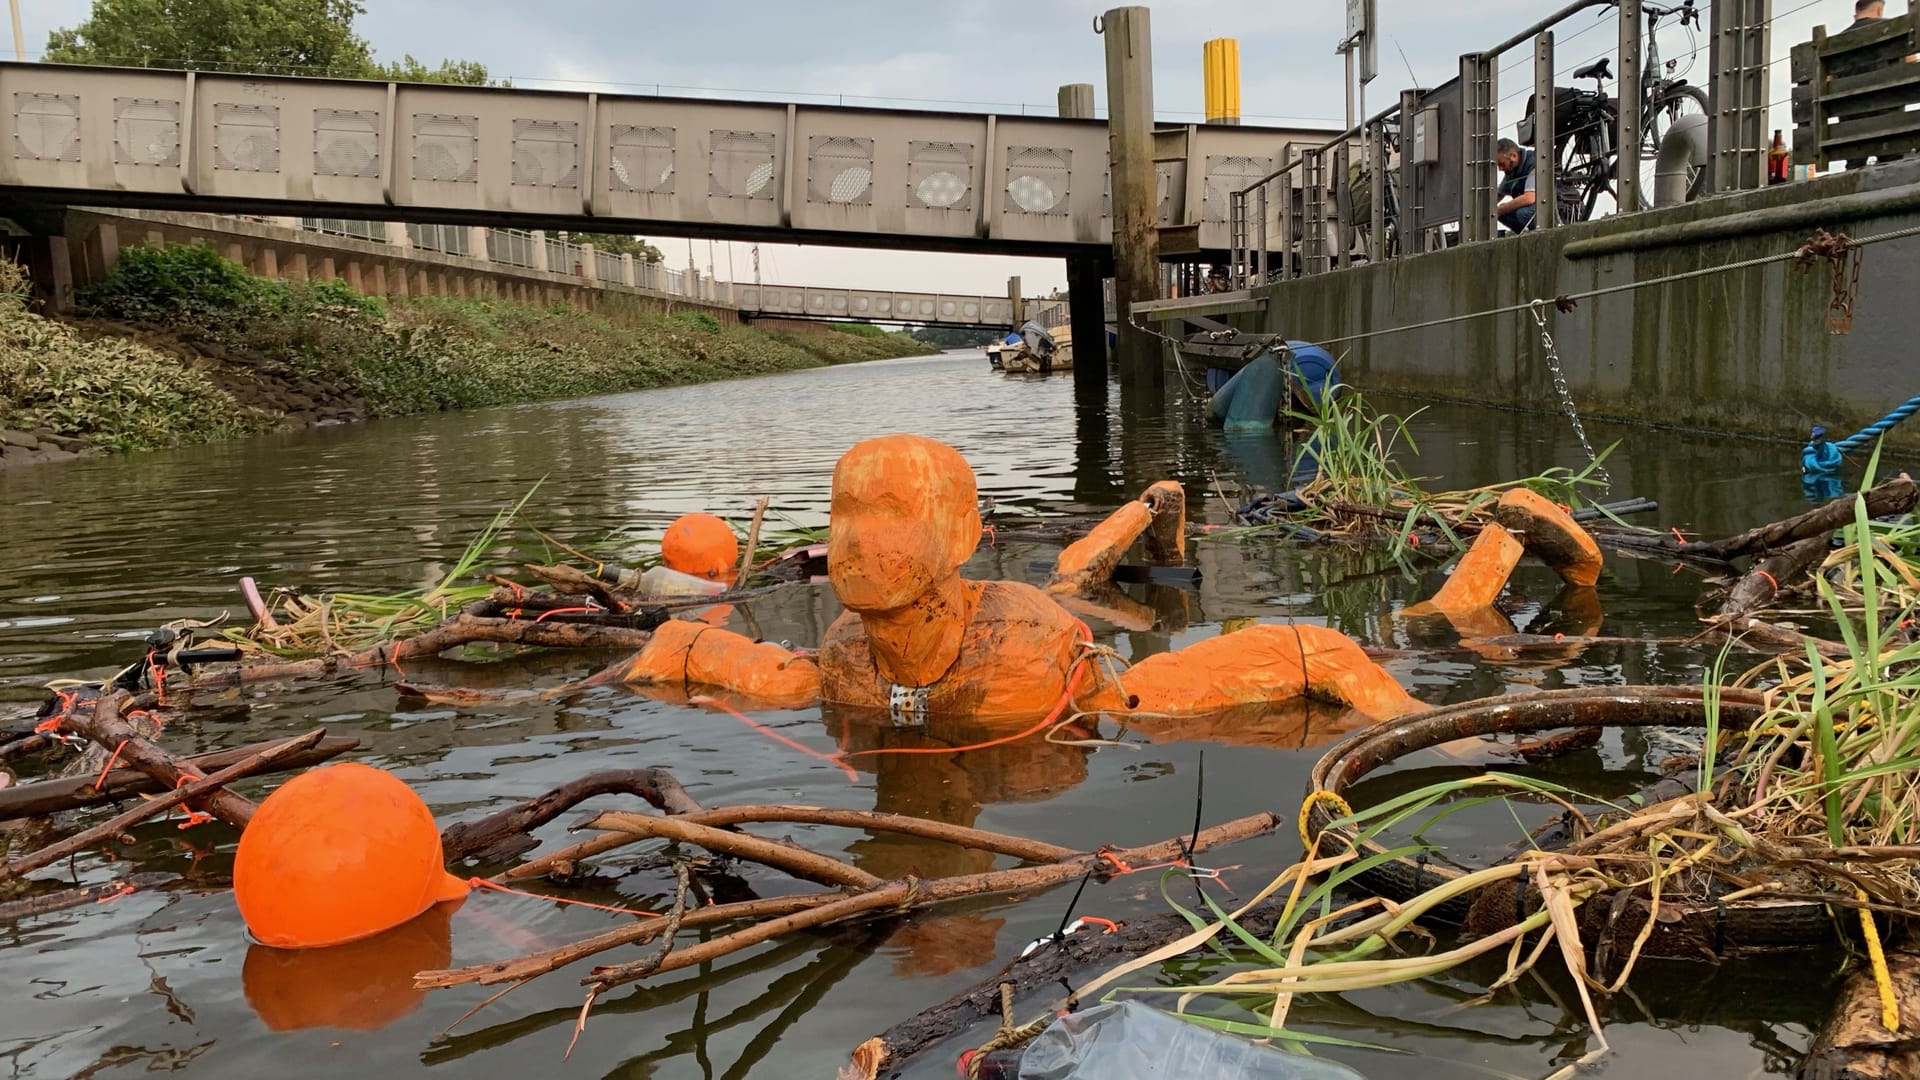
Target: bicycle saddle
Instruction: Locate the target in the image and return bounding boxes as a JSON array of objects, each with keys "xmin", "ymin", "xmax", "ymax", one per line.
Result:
[{"xmin": 1573, "ymin": 58, "xmax": 1611, "ymax": 81}]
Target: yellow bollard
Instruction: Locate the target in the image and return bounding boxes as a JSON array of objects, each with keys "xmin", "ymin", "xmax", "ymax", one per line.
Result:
[{"xmin": 1204, "ymin": 38, "xmax": 1241, "ymax": 125}]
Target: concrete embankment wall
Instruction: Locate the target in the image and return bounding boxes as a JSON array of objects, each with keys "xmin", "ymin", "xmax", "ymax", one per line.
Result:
[
  {"xmin": 1255, "ymin": 160, "xmax": 1920, "ymax": 444},
  {"xmin": 16, "ymin": 208, "xmax": 741, "ymax": 325}
]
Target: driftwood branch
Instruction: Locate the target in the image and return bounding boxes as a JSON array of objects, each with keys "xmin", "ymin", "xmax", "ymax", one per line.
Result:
[
  {"xmin": 194, "ymin": 616, "xmax": 654, "ymax": 690},
  {"xmin": 500, "ymin": 804, "xmax": 1078, "ymax": 884},
  {"xmin": 1797, "ymin": 947, "xmax": 1920, "ymax": 1079},
  {"xmin": 1719, "ymin": 533, "xmax": 1834, "ymax": 619},
  {"xmin": 590, "ymin": 812, "xmax": 881, "ymax": 890},
  {"xmin": 440, "ymin": 768, "xmax": 705, "ymax": 864},
  {"xmin": 586, "ymin": 883, "xmax": 914, "ymax": 991},
  {"xmin": 417, "ymin": 809, "xmax": 1281, "ymax": 991},
  {"xmin": 1700, "ymin": 477, "xmax": 1916, "ymax": 562},
  {"xmin": 54, "ymin": 692, "xmax": 257, "ymax": 827},
  {"xmin": 0, "ymin": 873, "xmax": 178, "ymax": 922},
  {"xmin": 0, "ymin": 728, "xmax": 326, "ymax": 883},
  {"xmin": 0, "ymin": 734, "xmax": 358, "ymax": 821}
]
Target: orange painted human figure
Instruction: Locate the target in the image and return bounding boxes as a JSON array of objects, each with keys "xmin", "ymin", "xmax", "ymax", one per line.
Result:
[
  {"xmin": 608, "ymin": 434, "xmax": 1608, "ymax": 724},
  {"xmin": 225, "ymin": 440, "xmax": 1605, "ymax": 970}
]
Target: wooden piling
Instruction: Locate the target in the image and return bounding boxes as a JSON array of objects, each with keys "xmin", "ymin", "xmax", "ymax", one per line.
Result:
[{"xmin": 1102, "ymin": 6, "xmax": 1164, "ymax": 391}]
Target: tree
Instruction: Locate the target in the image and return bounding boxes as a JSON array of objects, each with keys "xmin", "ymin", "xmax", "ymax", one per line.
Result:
[
  {"xmin": 569, "ymin": 234, "xmax": 664, "ymax": 263},
  {"xmin": 44, "ymin": 0, "xmax": 497, "ymax": 85},
  {"xmin": 372, "ymin": 54, "xmax": 503, "ymax": 87},
  {"xmin": 45, "ymin": 0, "xmax": 375, "ymax": 75}
]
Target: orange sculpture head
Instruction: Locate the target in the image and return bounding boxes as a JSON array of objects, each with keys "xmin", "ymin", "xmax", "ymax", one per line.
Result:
[{"xmin": 827, "ymin": 435, "xmax": 981, "ymax": 614}]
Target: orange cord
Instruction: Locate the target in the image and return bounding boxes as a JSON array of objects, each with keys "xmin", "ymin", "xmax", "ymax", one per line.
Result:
[
  {"xmin": 533, "ymin": 606, "xmax": 602, "ymax": 624},
  {"xmin": 689, "ymin": 695, "xmax": 861, "ymax": 782},
  {"xmin": 92, "ymin": 740, "xmax": 128, "ymax": 792},
  {"xmin": 468, "ymin": 877, "xmax": 660, "ymax": 917},
  {"xmin": 1756, "ymin": 569, "xmax": 1780, "ymax": 592},
  {"xmin": 173, "ymin": 775, "xmax": 214, "ymax": 829},
  {"xmin": 95, "ymin": 883, "xmax": 137, "ymax": 904}
]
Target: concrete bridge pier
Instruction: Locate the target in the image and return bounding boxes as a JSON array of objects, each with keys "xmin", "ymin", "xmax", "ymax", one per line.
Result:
[{"xmin": 1068, "ymin": 253, "xmax": 1111, "ymax": 399}]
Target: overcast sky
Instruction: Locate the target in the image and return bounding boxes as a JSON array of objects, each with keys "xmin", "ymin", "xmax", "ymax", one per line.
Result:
[{"xmin": 15, "ymin": 0, "xmax": 1873, "ymax": 295}]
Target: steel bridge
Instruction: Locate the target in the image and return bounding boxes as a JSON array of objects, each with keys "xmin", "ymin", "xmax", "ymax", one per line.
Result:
[{"xmin": 0, "ymin": 61, "xmax": 1336, "ymax": 258}]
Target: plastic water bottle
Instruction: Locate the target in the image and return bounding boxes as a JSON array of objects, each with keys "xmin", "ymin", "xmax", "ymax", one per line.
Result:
[
  {"xmin": 636, "ymin": 565, "xmax": 730, "ymax": 598},
  {"xmin": 972, "ymin": 1000, "xmax": 1369, "ymax": 1079}
]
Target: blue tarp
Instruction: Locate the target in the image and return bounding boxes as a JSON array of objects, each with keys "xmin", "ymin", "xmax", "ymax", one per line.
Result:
[{"xmin": 1207, "ymin": 343, "xmax": 1340, "ymax": 431}]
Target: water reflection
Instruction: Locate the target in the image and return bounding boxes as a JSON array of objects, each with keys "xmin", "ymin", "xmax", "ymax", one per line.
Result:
[{"xmin": 0, "ymin": 353, "xmax": 1901, "ymax": 1078}]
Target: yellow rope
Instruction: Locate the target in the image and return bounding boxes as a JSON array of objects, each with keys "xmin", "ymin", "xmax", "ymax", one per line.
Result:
[
  {"xmin": 1856, "ymin": 887, "xmax": 1901, "ymax": 1034},
  {"xmin": 1298, "ymin": 789, "xmax": 1353, "ymax": 850},
  {"xmin": 963, "ymin": 983, "xmax": 1052, "ymax": 1078}
]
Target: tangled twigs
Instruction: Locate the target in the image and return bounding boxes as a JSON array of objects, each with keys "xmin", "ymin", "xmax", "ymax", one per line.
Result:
[
  {"xmin": 440, "ymin": 769, "xmax": 704, "ymax": 864},
  {"xmin": 0, "ymin": 728, "xmax": 326, "ymax": 883},
  {"xmin": 198, "ymin": 615, "xmax": 655, "ymax": 690},
  {"xmin": 585, "ymin": 883, "xmax": 917, "ymax": 992},
  {"xmin": 0, "ymin": 733, "xmax": 358, "ymax": 821},
  {"xmin": 55, "ymin": 691, "xmax": 257, "ymax": 827},
  {"xmin": 416, "ymin": 810, "xmax": 1283, "ymax": 993}
]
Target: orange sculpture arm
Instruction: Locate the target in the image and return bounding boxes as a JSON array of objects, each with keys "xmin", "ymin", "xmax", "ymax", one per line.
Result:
[
  {"xmin": 1083, "ymin": 624, "xmax": 1422, "ymax": 720},
  {"xmin": 1494, "ymin": 488, "xmax": 1603, "ymax": 587},
  {"xmin": 1050, "ymin": 481, "xmax": 1187, "ymax": 590},
  {"xmin": 609, "ymin": 619, "xmax": 821, "ymax": 709}
]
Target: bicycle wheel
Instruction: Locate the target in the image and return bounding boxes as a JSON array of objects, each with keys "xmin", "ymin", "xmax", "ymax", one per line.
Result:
[{"xmin": 1636, "ymin": 84, "xmax": 1709, "ymax": 209}]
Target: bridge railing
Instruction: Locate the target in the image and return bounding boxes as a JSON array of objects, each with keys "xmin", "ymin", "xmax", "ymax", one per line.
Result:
[
  {"xmin": 1225, "ymin": 0, "xmax": 1777, "ymax": 286},
  {"xmin": 1791, "ymin": 13, "xmax": 1920, "ymax": 170},
  {"xmin": 486, "ymin": 228, "xmax": 540, "ymax": 270}
]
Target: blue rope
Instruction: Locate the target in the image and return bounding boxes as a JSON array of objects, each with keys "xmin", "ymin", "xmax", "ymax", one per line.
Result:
[
  {"xmin": 1836, "ymin": 393, "xmax": 1920, "ymax": 452},
  {"xmin": 1803, "ymin": 393, "xmax": 1920, "ymax": 476}
]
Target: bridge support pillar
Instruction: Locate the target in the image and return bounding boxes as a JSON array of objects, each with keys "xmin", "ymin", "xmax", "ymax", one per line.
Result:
[
  {"xmin": 24, "ymin": 235, "xmax": 74, "ymax": 313},
  {"xmin": 530, "ymin": 230, "xmax": 549, "ymax": 273},
  {"xmin": 1101, "ymin": 6, "xmax": 1163, "ymax": 392},
  {"xmin": 468, "ymin": 226, "xmax": 491, "ymax": 262},
  {"xmin": 1067, "ymin": 254, "xmax": 1110, "ymax": 398}
]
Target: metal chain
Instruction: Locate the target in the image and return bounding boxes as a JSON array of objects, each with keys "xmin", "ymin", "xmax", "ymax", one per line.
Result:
[{"xmin": 1528, "ymin": 300, "xmax": 1611, "ymax": 493}]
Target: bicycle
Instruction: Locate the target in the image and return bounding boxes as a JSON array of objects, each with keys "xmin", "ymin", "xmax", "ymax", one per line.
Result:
[{"xmin": 1520, "ymin": 0, "xmax": 1710, "ymax": 220}]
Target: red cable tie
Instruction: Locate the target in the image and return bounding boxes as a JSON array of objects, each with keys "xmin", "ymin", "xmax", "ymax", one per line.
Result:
[
  {"xmin": 1756, "ymin": 569, "xmax": 1780, "ymax": 592},
  {"xmin": 95, "ymin": 883, "xmax": 137, "ymax": 904},
  {"xmin": 1080, "ymin": 916, "xmax": 1121, "ymax": 934}
]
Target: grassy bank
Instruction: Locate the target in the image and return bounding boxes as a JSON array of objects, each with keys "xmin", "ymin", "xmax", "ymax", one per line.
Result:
[{"xmin": 1, "ymin": 245, "xmax": 936, "ymax": 456}]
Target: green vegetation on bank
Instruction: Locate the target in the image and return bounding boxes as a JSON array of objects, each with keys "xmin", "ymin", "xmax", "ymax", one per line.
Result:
[
  {"xmin": 1, "ymin": 244, "xmax": 934, "ymax": 455},
  {"xmin": 0, "ymin": 261, "xmax": 259, "ymax": 451}
]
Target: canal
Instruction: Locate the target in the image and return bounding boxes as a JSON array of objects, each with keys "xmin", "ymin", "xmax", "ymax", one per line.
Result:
[{"xmin": 0, "ymin": 350, "xmax": 1864, "ymax": 1078}]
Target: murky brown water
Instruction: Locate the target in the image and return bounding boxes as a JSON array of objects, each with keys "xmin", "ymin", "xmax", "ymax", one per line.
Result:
[{"xmin": 0, "ymin": 351, "xmax": 1865, "ymax": 1078}]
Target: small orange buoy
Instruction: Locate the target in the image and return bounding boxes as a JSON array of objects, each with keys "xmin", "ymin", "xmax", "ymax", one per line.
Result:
[
  {"xmin": 662, "ymin": 513, "xmax": 740, "ymax": 581},
  {"xmin": 233, "ymin": 763, "xmax": 469, "ymax": 950}
]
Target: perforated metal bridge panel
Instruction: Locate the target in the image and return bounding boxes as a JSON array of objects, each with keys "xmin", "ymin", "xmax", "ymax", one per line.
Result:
[{"xmin": 1004, "ymin": 145, "xmax": 1070, "ymax": 215}]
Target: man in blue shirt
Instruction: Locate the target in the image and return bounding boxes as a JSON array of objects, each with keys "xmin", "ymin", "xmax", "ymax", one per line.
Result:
[{"xmin": 1495, "ymin": 138, "xmax": 1537, "ymax": 234}]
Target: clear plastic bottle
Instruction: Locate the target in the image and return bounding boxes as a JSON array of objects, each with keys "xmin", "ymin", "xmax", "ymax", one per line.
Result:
[
  {"xmin": 636, "ymin": 565, "xmax": 730, "ymax": 598},
  {"xmin": 974, "ymin": 1001, "xmax": 1368, "ymax": 1080}
]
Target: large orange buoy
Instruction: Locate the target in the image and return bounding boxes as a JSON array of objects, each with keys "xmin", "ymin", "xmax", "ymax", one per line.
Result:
[
  {"xmin": 662, "ymin": 512, "xmax": 740, "ymax": 581},
  {"xmin": 233, "ymin": 763, "xmax": 469, "ymax": 950}
]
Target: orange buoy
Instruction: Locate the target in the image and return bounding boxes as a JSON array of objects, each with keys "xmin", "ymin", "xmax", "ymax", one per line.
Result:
[
  {"xmin": 662, "ymin": 512, "xmax": 740, "ymax": 581},
  {"xmin": 233, "ymin": 762, "xmax": 469, "ymax": 950}
]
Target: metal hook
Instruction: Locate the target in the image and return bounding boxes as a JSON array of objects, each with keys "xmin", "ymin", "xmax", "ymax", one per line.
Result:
[{"xmin": 1092, "ymin": 13, "xmax": 1105, "ymax": 33}]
